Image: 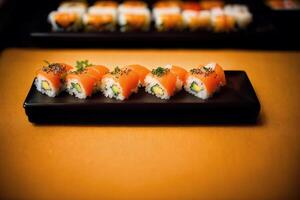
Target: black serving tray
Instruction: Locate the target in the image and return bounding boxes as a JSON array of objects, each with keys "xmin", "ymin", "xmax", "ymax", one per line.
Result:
[{"xmin": 23, "ymin": 71, "xmax": 260, "ymax": 124}]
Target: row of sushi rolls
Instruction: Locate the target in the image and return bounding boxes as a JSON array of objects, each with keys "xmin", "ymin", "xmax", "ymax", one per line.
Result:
[
  {"xmin": 35, "ymin": 60, "xmax": 226, "ymax": 100},
  {"xmin": 49, "ymin": 0, "xmax": 253, "ymax": 32}
]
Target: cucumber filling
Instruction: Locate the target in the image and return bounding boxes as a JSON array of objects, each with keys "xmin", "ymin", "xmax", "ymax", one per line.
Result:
[
  {"xmin": 71, "ymin": 82, "xmax": 82, "ymax": 93},
  {"xmin": 190, "ymin": 81, "xmax": 202, "ymax": 93},
  {"xmin": 151, "ymin": 84, "xmax": 164, "ymax": 96},
  {"xmin": 41, "ymin": 80, "xmax": 51, "ymax": 91},
  {"xmin": 111, "ymin": 84, "xmax": 120, "ymax": 96}
]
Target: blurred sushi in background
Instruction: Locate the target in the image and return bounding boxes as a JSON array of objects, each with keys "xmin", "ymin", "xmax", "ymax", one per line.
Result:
[
  {"xmin": 48, "ymin": 1, "xmax": 87, "ymax": 31},
  {"xmin": 224, "ymin": 4, "xmax": 252, "ymax": 29},
  {"xmin": 83, "ymin": 1, "xmax": 118, "ymax": 31},
  {"xmin": 211, "ymin": 7, "xmax": 236, "ymax": 32},
  {"xmin": 182, "ymin": 2, "xmax": 211, "ymax": 31},
  {"xmin": 153, "ymin": 1, "xmax": 183, "ymax": 31},
  {"xmin": 47, "ymin": 0, "xmax": 252, "ymax": 33},
  {"xmin": 118, "ymin": 1, "xmax": 151, "ymax": 32}
]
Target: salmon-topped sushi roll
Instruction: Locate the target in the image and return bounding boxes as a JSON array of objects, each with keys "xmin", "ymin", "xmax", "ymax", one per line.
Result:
[
  {"xmin": 35, "ymin": 62, "xmax": 73, "ymax": 97},
  {"xmin": 101, "ymin": 67, "xmax": 139, "ymax": 100},
  {"xmin": 66, "ymin": 61, "xmax": 109, "ymax": 99},
  {"xmin": 144, "ymin": 67, "xmax": 177, "ymax": 99},
  {"xmin": 84, "ymin": 1, "xmax": 118, "ymax": 31},
  {"xmin": 184, "ymin": 63, "xmax": 226, "ymax": 99},
  {"xmin": 166, "ymin": 64, "xmax": 188, "ymax": 92},
  {"xmin": 153, "ymin": 1, "xmax": 183, "ymax": 31},
  {"xmin": 211, "ymin": 8, "xmax": 236, "ymax": 32},
  {"xmin": 118, "ymin": 1, "xmax": 151, "ymax": 32},
  {"xmin": 126, "ymin": 64, "xmax": 150, "ymax": 87},
  {"xmin": 48, "ymin": 11, "xmax": 83, "ymax": 31}
]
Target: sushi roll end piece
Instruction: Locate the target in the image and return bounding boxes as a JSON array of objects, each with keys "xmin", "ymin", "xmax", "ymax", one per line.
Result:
[
  {"xmin": 184, "ymin": 63, "xmax": 226, "ymax": 99},
  {"xmin": 35, "ymin": 62, "xmax": 73, "ymax": 97}
]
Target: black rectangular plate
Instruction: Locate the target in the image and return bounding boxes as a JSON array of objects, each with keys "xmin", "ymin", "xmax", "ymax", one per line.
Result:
[{"xmin": 23, "ymin": 71, "xmax": 260, "ymax": 124}]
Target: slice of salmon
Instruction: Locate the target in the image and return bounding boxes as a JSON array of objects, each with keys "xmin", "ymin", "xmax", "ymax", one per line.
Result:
[
  {"xmin": 36, "ymin": 63, "xmax": 72, "ymax": 89},
  {"xmin": 55, "ymin": 13, "xmax": 77, "ymax": 28},
  {"xmin": 118, "ymin": 69, "xmax": 139, "ymax": 98},
  {"xmin": 37, "ymin": 70, "xmax": 62, "ymax": 90},
  {"xmin": 90, "ymin": 65, "xmax": 109, "ymax": 78},
  {"xmin": 66, "ymin": 73, "xmax": 97, "ymax": 97},
  {"xmin": 170, "ymin": 65, "xmax": 188, "ymax": 84},
  {"xmin": 126, "ymin": 64, "xmax": 150, "ymax": 86},
  {"xmin": 103, "ymin": 69, "xmax": 139, "ymax": 99},
  {"xmin": 202, "ymin": 63, "xmax": 226, "ymax": 86},
  {"xmin": 156, "ymin": 71, "xmax": 177, "ymax": 96}
]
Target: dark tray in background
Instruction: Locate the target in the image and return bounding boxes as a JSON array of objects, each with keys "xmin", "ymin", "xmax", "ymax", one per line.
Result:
[
  {"xmin": 28, "ymin": 0, "xmax": 275, "ymax": 48},
  {"xmin": 23, "ymin": 71, "xmax": 260, "ymax": 124}
]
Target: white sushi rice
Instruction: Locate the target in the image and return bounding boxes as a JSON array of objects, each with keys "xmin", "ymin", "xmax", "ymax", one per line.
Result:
[
  {"xmin": 88, "ymin": 6, "xmax": 117, "ymax": 15},
  {"xmin": 58, "ymin": 2, "xmax": 87, "ymax": 16},
  {"xmin": 144, "ymin": 74, "xmax": 170, "ymax": 99},
  {"xmin": 101, "ymin": 77, "xmax": 125, "ymax": 100},
  {"xmin": 66, "ymin": 78, "xmax": 87, "ymax": 99},
  {"xmin": 35, "ymin": 74, "xmax": 59, "ymax": 97},
  {"xmin": 184, "ymin": 75, "xmax": 210, "ymax": 99}
]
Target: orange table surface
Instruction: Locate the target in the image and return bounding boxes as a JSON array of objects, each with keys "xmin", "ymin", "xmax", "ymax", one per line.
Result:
[{"xmin": 0, "ymin": 48, "xmax": 300, "ymax": 200}]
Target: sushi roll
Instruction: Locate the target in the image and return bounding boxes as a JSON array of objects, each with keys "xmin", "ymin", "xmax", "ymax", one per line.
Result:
[
  {"xmin": 182, "ymin": 2, "xmax": 201, "ymax": 30},
  {"xmin": 83, "ymin": 1, "xmax": 118, "ymax": 32},
  {"xmin": 48, "ymin": 11, "xmax": 83, "ymax": 31},
  {"xmin": 58, "ymin": 1, "xmax": 87, "ymax": 15},
  {"xmin": 126, "ymin": 64, "xmax": 150, "ymax": 87},
  {"xmin": 66, "ymin": 61, "xmax": 109, "ymax": 99},
  {"xmin": 184, "ymin": 62, "xmax": 226, "ymax": 99},
  {"xmin": 224, "ymin": 5, "xmax": 252, "ymax": 29},
  {"xmin": 211, "ymin": 8, "xmax": 236, "ymax": 32},
  {"xmin": 118, "ymin": 1, "xmax": 151, "ymax": 32},
  {"xmin": 166, "ymin": 65, "xmax": 188, "ymax": 92},
  {"xmin": 153, "ymin": 1, "xmax": 183, "ymax": 31},
  {"xmin": 101, "ymin": 67, "xmax": 139, "ymax": 100},
  {"xmin": 35, "ymin": 62, "xmax": 73, "ymax": 97},
  {"xmin": 144, "ymin": 67, "xmax": 177, "ymax": 99},
  {"xmin": 182, "ymin": 4, "xmax": 211, "ymax": 31}
]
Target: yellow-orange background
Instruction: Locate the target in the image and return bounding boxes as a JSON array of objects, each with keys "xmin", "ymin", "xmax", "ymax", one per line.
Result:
[{"xmin": 0, "ymin": 48, "xmax": 299, "ymax": 199}]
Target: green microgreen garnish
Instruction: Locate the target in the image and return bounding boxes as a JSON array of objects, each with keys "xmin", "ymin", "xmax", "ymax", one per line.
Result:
[
  {"xmin": 75, "ymin": 60, "xmax": 93, "ymax": 72},
  {"xmin": 151, "ymin": 67, "xmax": 169, "ymax": 77}
]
